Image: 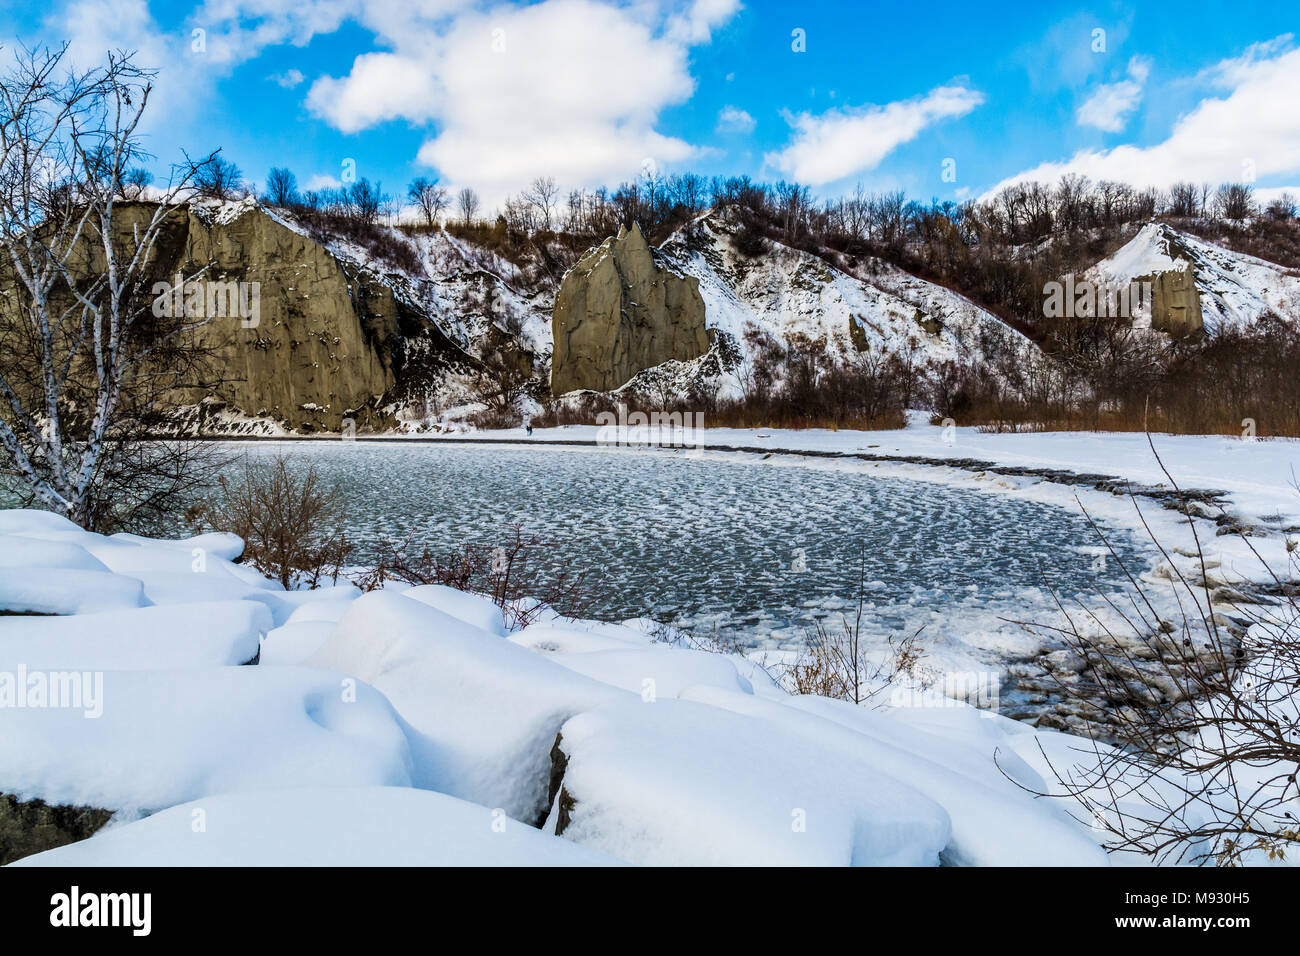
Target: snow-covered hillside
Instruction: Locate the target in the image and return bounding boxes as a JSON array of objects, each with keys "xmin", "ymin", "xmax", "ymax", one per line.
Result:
[
  {"xmin": 259, "ymin": 200, "xmax": 1043, "ymax": 411},
  {"xmin": 1090, "ymin": 221, "xmax": 1300, "ymax": 333},
  {"xmin": 186, "ymin": 202, "xmax": 1297, "ymax": 423},
  {"xmin": 265, "ymin": 202, "xmax": 554, "ymax": 363},
  {"xmin": 654, "ymin": 212, "xmax": 1040, "ymax": 396}
]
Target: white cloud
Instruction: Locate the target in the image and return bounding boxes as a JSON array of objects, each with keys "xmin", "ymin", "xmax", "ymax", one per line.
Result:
[
  {"xmin": 986, "ymin": 36, "xmax": 1300, "ymax": 197},
  {"xmin": 268, "ymin": 68, "xmax": 305, "ymax": 87},
  {"xmin": 27, "ymin": 0, "xmax": 226, "ymax": 155},
  {"xmin": 298, "ymin": 0, "xmax": 724, "ymax": 207},
  {"xmin": 189, "ymin": 0, "xmax": 370, "ymax": 66},
  {"xmin": 1197, "ymin": 33, "xmax": 1293, "ymax": 86},
  {"xmin": 302, "ymin": 173, "xmax": 343, "ymax": 190},
  {"xmin": 306, "ymin": 52, "xmax": 440, "ymax": 130},
  {"xmin": 716, "ymin": 105, "xmax": 755, "ymax": 134},
  {"xmin": 1075, "ymin": 56, "xmax": 1150, "ymax": 132},
  {"xmin": 22, "ymin": 0, "xmax": 737, "ymax": 210},
  {"xmin": 1254, "ymin": 185, "xmax": 1300, "ymax": 208},
  {"xmin": 665, "ymin": 0, "xmax": 741, "ymax": 45},
  {"xmin": 764, "ymin": 83, "xmax": 984, "ymax": 186}
]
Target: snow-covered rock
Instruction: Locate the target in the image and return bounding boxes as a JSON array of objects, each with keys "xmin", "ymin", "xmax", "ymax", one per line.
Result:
[
  {"xmin": 111, "ymin": 530, "xmax": 245, "ymax": 562},
  {"xmin": 283, "ymin": 599, "xmax": 356, "ymax": 625},
  {"xmin": 0, "ymin": 667, "xmax": 412, "ymax": 815},
  {"xmin": 14, "ymin": 787, "xmax": 617, "ymax": 867},
  {"xmin": 403, "ymin": 583, "xmax": 508, "ymax": 636},
  {"xmin": 690, "ymin": 687, "xmax": 1107, "ymax": 866},
  {"xmin": 1090, "ymin": 221, "xmax": 1300, "ymax": 333},
  {"xmin": 0, "ymin": 509, "xmax": 83, "ymax": 536},
  {"xmin": 308, "ymin": 591, "xmax": 623, "ymax": 822},
  {"xmin": 258, "ymin": 620, "xmax": 334, "ymax": 665},
  {"xmin": 650, "ymin": 212, "xmax": 1039, "ymax": 398},
  {"xmin": 0, "ymin": 506, "xmax": 1181, "ymax": 867},
  {"xmin": 0, "ymin": 600, "xmax": 269, "ymax": 670},
  {"xmin": 545, "ymin": 646, "xmax": 754, "ymax": 698},
  {"xmin": 547, "ymin": 696, "xmax": 952, "ymax": 865},
  {"xmin": 0, "ymin": 535, "xmax": 110, "ymax": 573},
  {"xmin": 0, "ymin": 567, "xmax": 145, "ymax": 615},
  {"xmin": 509, "ymin": 620, "xmax": 659, "ymax": 655}
]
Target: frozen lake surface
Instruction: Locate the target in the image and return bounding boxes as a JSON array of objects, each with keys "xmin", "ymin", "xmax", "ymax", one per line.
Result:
[{"xmin": 210, "ymin": 442, "xmax": 1150, "ymax": 655}]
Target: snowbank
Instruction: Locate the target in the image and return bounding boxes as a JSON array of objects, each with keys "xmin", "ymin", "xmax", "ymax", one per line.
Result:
[
  {"xmin": 258, "ymin": 620, "xmax": 335, "ymax": 665},
  {"xmin": 0, "ymin": 667, "xmax": 412, "ymax": 814},
  {"xmin": 548, "ymin": 697, "xmax": 951, "ymax": 865},
  {"xmin": 0, "ymin": 600, "xmax": 268, "ymax": 670},
  {"xmin": 0, "ymin": 536, "xmax": 110, "ymax": 572},
  {"xmin": 0, "ymin": 567, "xmax": 144, "ymax": 615},
  {"xmin": 14, "ymin": 787, "xmax": 617, "ymax": 867},
  {"xmin": 692, "ymin": 687, "xmax": 1107, "ymax": 865},
  {"xmin": 308, "ymin": 591, "xmax": 623, "ymax": 822},
  {"xmin": 404, "ymin": 583, "xmax": 507, "ymax": 636},
  {"xmin": 2, "ymin": 505, "xmax": 1239, "ymax": 867}
]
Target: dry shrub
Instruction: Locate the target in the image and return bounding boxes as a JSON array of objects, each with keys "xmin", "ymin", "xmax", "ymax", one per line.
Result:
[
  {"xmin": 356, "ymin": 521, "xmax": 593, "ymax": 631},
  {"xmin": 943, "ymin": 318, "xmax": 1300, "ymax": 438},
  {"xmin": 188, "ymin": 453, "xmax": 351, "ymax": 589},
  {"xmin": 784, "ymin": 547, "xmax": 925, "ymax": 703},
  {"xmin": 785, "ymin": 623, "xmax": 924, "ymax": 703},
  {"xmin": 1009, "ymin": 441, "xmax": 1300, "ymax": 865}
]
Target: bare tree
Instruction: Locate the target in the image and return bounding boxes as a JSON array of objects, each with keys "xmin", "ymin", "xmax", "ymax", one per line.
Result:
[
  {"xmin": 1213, "ymin": 183, "xmax": 1256, "ymax": 222},
  {"xmin": 264, "ymin": 166, "xmax": 298, "ymax": 207},
  {"xmin": 1167, "ymin": 181, "xmax": 1199, "ymax": 218},
  {"xmin": 408, "ymin": 176, "xmax": 449, "ymax": 228},
  {"xmin": 194, "ymin": 154, "xmax": 244, "ymax": 200},
  {"xmin": 120, "ymin": 166, "xmax": 152, "ymax": 199},
  {"xmin": 522, "ymin": 175, "xmax": 559, "ymax": 232},
  {"xmin": 456, "ymin": 186, "xmax": 480, "ymax": 225},
  {"xmin": 348, "ymin": 177, "xmax": 384, "ymax": 224},
  {"xmin": 670, "ymin": 172, "xmax": 706, "ymax": 217},
  {"xmin": 1264, "ymin": 193, "xmax": 1297, "ymax": 221},
  {"xmin": 0, "ymin": 45, "xmax": 217, "ymax": 528}
]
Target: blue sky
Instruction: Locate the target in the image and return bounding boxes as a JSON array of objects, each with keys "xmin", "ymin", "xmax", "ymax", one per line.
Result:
[{"xmin": 4, "ymin": 0, "xmax": 1299, "ymax": 211}]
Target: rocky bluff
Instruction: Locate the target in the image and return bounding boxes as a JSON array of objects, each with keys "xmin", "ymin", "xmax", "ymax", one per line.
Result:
[
  {"xmin": 105, "ymin": 200, "xmax": 465, "ymax": 433},
  {"xmin": 551, "ymin": 222, "xmax": 708, "ymax": 394}
]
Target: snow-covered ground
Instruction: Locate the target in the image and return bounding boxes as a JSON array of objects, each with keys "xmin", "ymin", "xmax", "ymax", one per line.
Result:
[
  {"xmin": 0, "ymin": 506, "xmax": 1122, "ymax": 866},
  {"xmin": 1, "ymin": 420, "xmax": 1296, "ymax": 867}
]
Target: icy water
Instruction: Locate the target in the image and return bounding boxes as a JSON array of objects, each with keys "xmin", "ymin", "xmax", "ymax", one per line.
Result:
[{"xmin": 208, "ymin": 441, "xmax": 1149, "ymax": 652}]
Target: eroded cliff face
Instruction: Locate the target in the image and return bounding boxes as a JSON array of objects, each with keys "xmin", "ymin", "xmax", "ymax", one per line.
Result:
[
  {"xmin": 1138, "ymin": 263, "xmax": 1204, "ymax": 337},
  {"xmin": 551, "ymin": 222, "xmax": 708, "ymax": 394},
  {"xmin": 163, "ymin": 201, "xmax": 416, "ymax": 432},
  {"xmin": 80, "ymin": 200, "xmax": 469, "ymax": 432}
]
